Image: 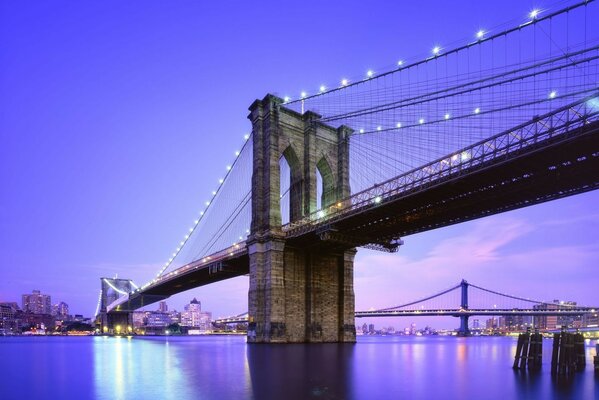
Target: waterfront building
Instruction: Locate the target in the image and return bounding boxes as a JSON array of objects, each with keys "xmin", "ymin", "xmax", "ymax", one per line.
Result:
[
  {"xmin": 361, "ymin": 323, "xmax": 368, "ymax": 335},
  {"xmin": 21, "ymin": 313, "xmax": 55, "ymax": 331},
  {"xmin": 0, "ymin": 303, "xmax": 20, "ymax": 333},
  {"xmin": 534, "ymin": 300, "xmax": 580, "ymax": 330},
  {"xmin": 22, "ymin": 290, "xmax": 51, "ymax": 314},
  {"xmin": 168, "ymin": 310, "xmax": 181, "ymax": 324},
  {"xmin": 584, "ymin": 311, "xmax": 599, "ymax": 327},
  {"xmin": 181, "ymin": 298, "xmax": 212, "ymax": 332},
  {"xmin": 146, "ymin": 311, "xmax": 171, "ymax": 327},
  {"xmin": 132, "ymin": 311, "xmax": 146, "ymax": 329}
]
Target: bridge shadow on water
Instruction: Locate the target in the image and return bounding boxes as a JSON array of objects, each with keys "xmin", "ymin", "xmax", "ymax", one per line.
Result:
[{"xmin": 247, "ymin": 343, "xmax": 355, "ymax": 400}]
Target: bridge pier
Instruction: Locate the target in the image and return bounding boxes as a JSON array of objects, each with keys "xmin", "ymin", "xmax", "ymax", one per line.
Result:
[
  {"xmin": 99, "ymin": 311, "xmax": 132, "ymax": 335},
  {"xmin": 247, "ymin": 239, "xmax": 356, "ymax": 343},
  {"xmin": 247, "ymin": 94, "xmax": 356, "ymax": 343},
  {"xmin": 458, "ymin": 315, "xmax": 470, "ymax": 337}
]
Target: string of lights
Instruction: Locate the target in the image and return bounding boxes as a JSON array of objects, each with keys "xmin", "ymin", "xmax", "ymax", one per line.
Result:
[{"xmin": 283, "ymin": 1, "xmax": 593, "ymax": 104}]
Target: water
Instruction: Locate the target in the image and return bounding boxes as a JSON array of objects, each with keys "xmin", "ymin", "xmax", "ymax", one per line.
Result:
[{"xmin": 0, "ymin": 335, "xmax": 597, "ymax": 399}]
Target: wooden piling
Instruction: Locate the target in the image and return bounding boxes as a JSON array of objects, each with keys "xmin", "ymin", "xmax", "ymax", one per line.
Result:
[
  {"xmin": 574, "ymin": 333, "xmax": 585, "ymax": 371},
  {"xmin": 551, "ymin": 333, "xmax": 560, "ymax": 375},
  {"xmin": 519, "ymin": 332, "xmax": 531, "ymax": 369},
  {"xmin": 528, "ymin": 331, "xmax": 542, "ymax": 371},
  {"xmin": 513, "ymin": 333, "xmax": 525, "ymax": 369}
]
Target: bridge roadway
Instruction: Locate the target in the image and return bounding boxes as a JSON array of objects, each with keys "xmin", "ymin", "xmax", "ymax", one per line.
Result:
[
  {"xmin": 284, "ymin": 99, "xmax": 599, "ymax": 251},
  {"xmin": 108, "ymin": 98, "xmax": 599, "ymax": 314},
  {"xmin": 108, "ymin": 246, "xmax": 248, "ymax": 312}
]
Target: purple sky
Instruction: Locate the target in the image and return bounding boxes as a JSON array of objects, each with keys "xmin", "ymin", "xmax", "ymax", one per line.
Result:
[{"xmin": 1, "ymin": 0, "xmax": 597, "ymax": 329}]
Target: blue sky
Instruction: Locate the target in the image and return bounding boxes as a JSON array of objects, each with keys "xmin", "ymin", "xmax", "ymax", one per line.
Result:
[{"xmin": 1, "ymin": 0, "xmax": 597, "ymax": 329}]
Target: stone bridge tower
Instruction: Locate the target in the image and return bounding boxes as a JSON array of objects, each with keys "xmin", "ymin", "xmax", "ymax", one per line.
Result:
[{"xmin": 247, "ymin": 94, "xmax": 356, "ymax": 343}]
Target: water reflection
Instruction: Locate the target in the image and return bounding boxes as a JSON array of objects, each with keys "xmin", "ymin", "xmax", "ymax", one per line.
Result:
[
  {"xmin": 1, "ymin": 335, "xmax": 596, "ymax": 400},
  {"xmin": 247, "ymin": 343, "xmax": 355, "ymax": 399},
  {"xmin": 92, "ymin": 336, "xmax": 193, "ymax": 399}
]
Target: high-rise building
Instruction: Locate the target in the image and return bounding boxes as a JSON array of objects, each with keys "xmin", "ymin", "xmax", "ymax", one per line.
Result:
[
  {"xmin": 181, "ymin": 298, "xmax": 212, "ymax": 332},
  {"xmin": 52, "ymin": 302, "xmax": 69, "ymax": 318},
  {"xmin": 22, "ymin": 290, "xmax": 51, "ymax": 314},
  {"xmin": 158, "ymin": 301, "xmax": 168, "ymax": 313}
]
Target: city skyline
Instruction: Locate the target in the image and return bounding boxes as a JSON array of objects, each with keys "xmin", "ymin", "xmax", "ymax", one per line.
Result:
[{"xmin": 1, "ymin": 0, "xmax": 598, "ymax": 329}]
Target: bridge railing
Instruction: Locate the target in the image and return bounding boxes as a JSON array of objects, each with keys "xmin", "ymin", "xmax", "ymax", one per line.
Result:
[{"xmin": 282, "ymin": 93, "xmax": 599, "ymax": 237}]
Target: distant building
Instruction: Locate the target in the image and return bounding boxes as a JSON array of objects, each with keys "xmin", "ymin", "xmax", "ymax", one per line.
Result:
[
  {"xmin": 52, "ymin": 302, "xmax": 69, "ymax": 319},
  {"xmin": 181, "ymin": 298, "xmax": 212, "ymax": 332},
  {"xmin": 409, "ymin": 323, "xmax": 416, "ymax": 335},
  {"xmin": 361, "ymin": 323, "xmax": 368, "ymax": 334},
  {"xmin": 21, "ymin": 313, "xmax": 55, "ymax": 331},
  {"xmin": 132, "ymin": 311, "xmax": 146, "ymax": 329},
  {"xmin": 485, "ymin": 317, "xmax": 497, "ymax": 329},
  {"xmin": 22, "ymin": 290, "xmax": 51, "ymax": 315},
  {"xmin": 499, "ymin": 315, "xmax": 527, "ymax": 331},
  {"xmin": 145, "ymin": 311, "xmax": 171, "ymax": 328},
  {"xmin": 534, "ymin": 300, "xmax": 580, "ymax": 330},
  {"xmin": 168, "ymin": 311, "xmax": 181, "ymax": 325},
  {"xmin": 368, "ymin": 324, "xmax": 375, "ymax": 334},
  {"xmin": 158, "ymin": 301, "xmax": 168, "ymax": 313},
  {"xmin": 0, "ymin": 303, "xmax": 19, "ymax": 333},
  {"xmin": 584, "ymin": 312, "xmax": 599, "ymax": 327}
]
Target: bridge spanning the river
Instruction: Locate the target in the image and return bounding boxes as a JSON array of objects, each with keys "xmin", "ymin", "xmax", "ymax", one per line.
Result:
[
  {"xmin": 97, "ymin": 1, "xmax": 599, "ymax": 342},
  {"xmin": 213, "ymin": 279, "xmax": 599, "ymax": 335}
]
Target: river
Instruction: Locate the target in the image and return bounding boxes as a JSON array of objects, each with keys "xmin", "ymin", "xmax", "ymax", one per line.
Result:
[{"xmin": 0, "ymin": 335, "xmax": 596, "ymax": 399}]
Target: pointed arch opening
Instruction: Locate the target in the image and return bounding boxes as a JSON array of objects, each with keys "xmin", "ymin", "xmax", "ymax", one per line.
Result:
[
  {"xmin": 280, "ymin": 146, "xmax": 302, "ymax": 224},
  {"xmin": 317, "ymin": 157, "xmax": 335, "ymax": 209}
]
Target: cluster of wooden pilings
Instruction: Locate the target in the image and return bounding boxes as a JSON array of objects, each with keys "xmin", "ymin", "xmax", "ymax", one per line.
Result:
[
  {"xmin": 550, "ymin": 331, "xmax": 586, "ymax": 376},
  {"xmin": 513, "ymin": 329, "xmax": 543, "ymax": 370}
]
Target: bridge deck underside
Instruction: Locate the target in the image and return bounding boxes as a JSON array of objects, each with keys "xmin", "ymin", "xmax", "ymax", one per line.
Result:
[
  {"xmin": 111, "ymin": 254, "xmax": 249, "ymax": 311},
  {"xmin": 289, "ymin": 123, "xmax": 599, "ymax": 249}
]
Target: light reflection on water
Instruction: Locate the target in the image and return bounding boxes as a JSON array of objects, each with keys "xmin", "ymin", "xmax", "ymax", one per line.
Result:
[{"xmin": 0, "ymin": 335, "xmax": 596, "ymax": 399}]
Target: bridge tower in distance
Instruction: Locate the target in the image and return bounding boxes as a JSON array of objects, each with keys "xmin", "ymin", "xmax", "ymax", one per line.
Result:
[
  {"xmin": 97, "ymin": 278, "xmax": 134, "ymax": 334},
  {"xmin": 458, "ymin": 279, "xmax": 470, "ymax": 336},
  {"xmin": 247, "ymin": 94, "xmax": 355, "ymax": 343}
]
